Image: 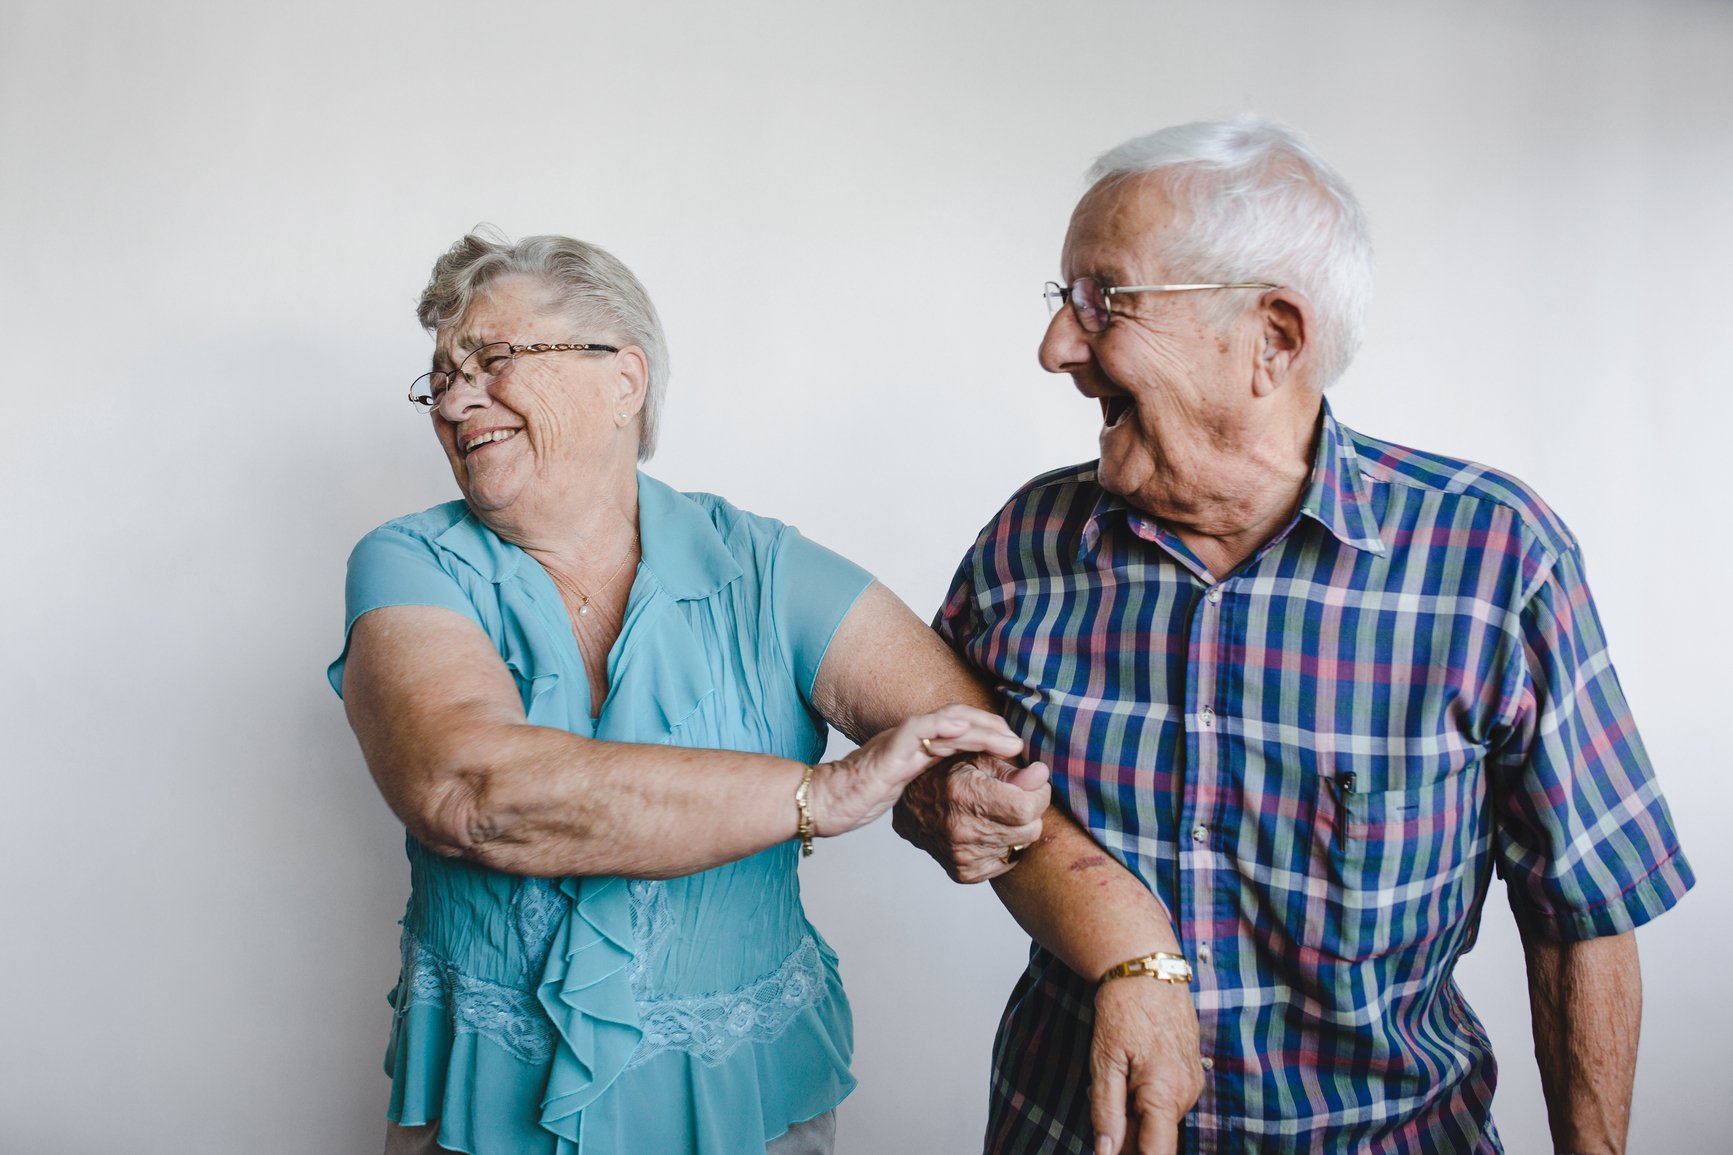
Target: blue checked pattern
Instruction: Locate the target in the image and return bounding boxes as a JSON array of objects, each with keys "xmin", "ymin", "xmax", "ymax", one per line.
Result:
[{"xmin": 937, "ymin": 402, "xmax": 1692, "ymax": 1155}]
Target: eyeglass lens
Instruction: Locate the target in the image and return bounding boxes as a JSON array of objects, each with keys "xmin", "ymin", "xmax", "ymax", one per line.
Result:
[
  {"xmin": 410, "ymin": 342, "xmax": 515, "ymax": 408},
  {"xmin": 1044, "ymin": 278, "xmax": 1110, "ymax": 333}
]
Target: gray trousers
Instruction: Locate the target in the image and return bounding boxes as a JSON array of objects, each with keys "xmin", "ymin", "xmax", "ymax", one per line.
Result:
[{"xmin": 384, "ymin": 1109, "xmax": 836, "ymax": 1154}]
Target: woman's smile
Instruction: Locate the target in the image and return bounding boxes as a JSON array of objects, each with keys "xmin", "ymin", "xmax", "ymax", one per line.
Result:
[{"xmin": 460, "ymin": 427, "xmax": 520, "ymax": 457}]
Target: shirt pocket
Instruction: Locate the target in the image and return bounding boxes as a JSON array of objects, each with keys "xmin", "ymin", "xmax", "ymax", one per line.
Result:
[{"xmin": 1299, "ymin": 753, "xmax": 1482, "ymax": 962}]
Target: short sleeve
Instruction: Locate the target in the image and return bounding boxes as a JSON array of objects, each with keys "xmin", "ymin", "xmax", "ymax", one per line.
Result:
[
  {"xmin": 326, "ymin": 525, "xmax": 486, "ymax": 698},
  {"xmin": 1492, "ymin": 544, "xmax": 1694, "ymax": 940},
  {"xmin": 933, "ymin": 550, "xmax": 982, "ymax": 651},
  {"xmin": 769, "ymin": 527, "xmax": 874, "ymax": 699}
]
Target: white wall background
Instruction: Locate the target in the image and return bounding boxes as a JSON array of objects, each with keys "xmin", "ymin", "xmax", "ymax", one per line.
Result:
[{"xmin": 3, "ymin": 1, "xmax": 1728, "ymax": 1151}]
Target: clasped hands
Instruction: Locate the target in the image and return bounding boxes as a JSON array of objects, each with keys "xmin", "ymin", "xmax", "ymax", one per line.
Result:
[{"xmin": 891, "ymin": 749, "xmax": 1050, "ymax": 882}]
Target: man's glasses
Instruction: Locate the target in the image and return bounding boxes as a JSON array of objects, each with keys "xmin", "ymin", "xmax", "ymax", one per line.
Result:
[
  {"xmin": 1044, "ymin": 276, "xmax": 1278, "ymax": 333},
  {"xmin": 409, "ymin": 341, "xmax": 620, "ymax": 410}
]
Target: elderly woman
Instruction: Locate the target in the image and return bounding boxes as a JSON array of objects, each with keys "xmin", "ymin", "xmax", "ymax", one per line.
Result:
[{"xmin": 327, "ymin": 232, "xmax": 1043, "ymax": 1155}]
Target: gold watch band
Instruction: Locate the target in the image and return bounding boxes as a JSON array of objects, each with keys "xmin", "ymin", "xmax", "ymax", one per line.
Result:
[
  {"xmin": 794, "ymin": 764, "xmax": 816, "ymax": 857},
  {"xmin": 1099, "ymin": 951, "xmax": 1193, "ymax": 985}
]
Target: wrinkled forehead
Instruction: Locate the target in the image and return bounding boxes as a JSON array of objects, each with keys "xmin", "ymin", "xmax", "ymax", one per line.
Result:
[
  {"xmin": 433, "ymin": 274, "xmax": 567, "ymax": 367},
  {"xmin": 1061, "ymin": 172, "xmax": 1183, "ymax": 280}
]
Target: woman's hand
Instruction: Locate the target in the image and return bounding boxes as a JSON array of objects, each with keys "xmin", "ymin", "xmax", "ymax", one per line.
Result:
[{"xmin": 809, "ymin": 705, "xmax": 1030, "ymax": 838}]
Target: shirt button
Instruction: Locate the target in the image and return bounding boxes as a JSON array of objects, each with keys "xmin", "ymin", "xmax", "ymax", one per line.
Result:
[
  {"xmin": 1191, "ymin": 824, "xmax": 1208, "ymax": 843},
  {"xmin": 1201, "ymin": 1056, "xmax": 1214, "ymax": 1071},
  {"xmin": 1206, "ymin": 586, "xmax": 1222, "ymax": 604},
  {"xmin": 1200, "ymin": 705, "xmax": 1215, "ymax": 728},
  {"xmin": 1196, "ymin": 943, "xmax": 1212, "ymax": 965}
]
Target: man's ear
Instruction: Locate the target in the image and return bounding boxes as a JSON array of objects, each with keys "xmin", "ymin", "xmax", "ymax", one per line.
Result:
[{"xmin": 1252, "ymin": 289, "xmax": 1312, "ymax": 398}]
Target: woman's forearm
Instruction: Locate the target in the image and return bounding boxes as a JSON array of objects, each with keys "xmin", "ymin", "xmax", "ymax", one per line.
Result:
[
  {"xmin": 344, "ymin": 606, "xmax": 807, "ymax": 875},
  {"xmin": 433, "ymin": 722, "xmax": 809, "ymax": 877},
  {"xmin": 343, "ymin": 604, "xmax": 1021, "ymax": 878}
]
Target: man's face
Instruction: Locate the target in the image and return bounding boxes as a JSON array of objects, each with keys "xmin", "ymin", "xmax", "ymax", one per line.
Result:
[{"xmin": 1039, "ymin": 175, "xmax": 1263, "ymax": 513}]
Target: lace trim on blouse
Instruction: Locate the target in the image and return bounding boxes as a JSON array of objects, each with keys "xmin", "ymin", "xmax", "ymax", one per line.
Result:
[
  {"xmin": 398, "ymin": 929, "xmax": 559, "ymax": 1064},
  {"xmin": 395, "ymin": 878, "xmax": 825, "ymax": 1072},
  {"xmin": 625, "ymin": 936, "xmax": 825, "ymax": 1071}
]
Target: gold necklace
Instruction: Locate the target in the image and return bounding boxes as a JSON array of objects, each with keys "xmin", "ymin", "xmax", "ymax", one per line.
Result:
[{"xmin": 567, "ymin": 531, "xmax": 639, "ymax": 617}]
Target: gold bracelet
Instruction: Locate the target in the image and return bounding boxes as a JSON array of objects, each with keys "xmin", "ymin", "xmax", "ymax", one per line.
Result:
[
  {"xmin": 1099, "ymin": 951, "xmax": 1193, "ymax": 985},
  {"xmin": 794, "ymin": 764, "xmax": 816, "ymax": 857}
]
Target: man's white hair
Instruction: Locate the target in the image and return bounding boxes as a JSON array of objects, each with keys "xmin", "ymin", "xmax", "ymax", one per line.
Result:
[{"xmin": 1089, "ymin": 117, "xmax": 1373, "ymax": 388}]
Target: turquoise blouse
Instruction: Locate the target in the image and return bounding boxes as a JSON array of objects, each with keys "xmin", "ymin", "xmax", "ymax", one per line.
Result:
[{"xmin": 328, "ymin": 474, "xmax": 873, "ymax": 1154}]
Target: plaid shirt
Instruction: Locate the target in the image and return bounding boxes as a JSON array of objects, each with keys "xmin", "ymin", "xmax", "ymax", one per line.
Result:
[{"xmin": 937, "ymin": 402, "xmax": 1692, "ymax": 1155}]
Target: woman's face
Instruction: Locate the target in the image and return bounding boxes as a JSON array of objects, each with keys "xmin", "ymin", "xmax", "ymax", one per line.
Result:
[{"xmin": 430, "ymin": 275, "xmax": 643, "ymax": 517}]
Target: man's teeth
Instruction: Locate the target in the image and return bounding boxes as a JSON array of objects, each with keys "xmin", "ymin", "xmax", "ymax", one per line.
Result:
[{"xmin": 464, "ymin": 429, "xmax": 516, "ymax": 453}]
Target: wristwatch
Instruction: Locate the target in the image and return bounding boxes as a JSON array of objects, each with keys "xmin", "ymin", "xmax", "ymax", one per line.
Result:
[{"xmin": 1099, "ymin": 952, "xmax": 1193, "ymax": 985}]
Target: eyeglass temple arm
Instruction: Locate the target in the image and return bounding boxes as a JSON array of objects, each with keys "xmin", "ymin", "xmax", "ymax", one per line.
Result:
[{"xmin": 1103, "ymin": 282, "xmax": 1279, "ymax": 295}]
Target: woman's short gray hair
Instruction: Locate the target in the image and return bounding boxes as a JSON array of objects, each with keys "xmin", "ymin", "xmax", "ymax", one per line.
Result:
[
  {"xmin": 1088, "ymin": 117, "xmax": 1373, "ymax": 388},
  {"xmin": 417, "ymin": 229, "xmax": 670, "ymax": 461}
]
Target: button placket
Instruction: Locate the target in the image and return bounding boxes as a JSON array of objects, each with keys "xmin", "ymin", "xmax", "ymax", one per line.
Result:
[{"xmin": 1184, "ymin": 576, "xmax": 1230, "ymax": 1149}]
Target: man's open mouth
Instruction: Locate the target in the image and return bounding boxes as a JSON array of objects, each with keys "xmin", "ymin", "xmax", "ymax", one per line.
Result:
[{"xmin": 1101, "ymin": 396, "xmax": 1133, "ymax": 429}]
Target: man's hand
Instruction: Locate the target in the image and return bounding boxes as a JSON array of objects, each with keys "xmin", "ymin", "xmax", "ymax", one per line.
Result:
[
  {"xmin": 892, "ymin": 754, "xmax": 1049, "ymax": 882},
  {"xmin": 1089, "ymin": 977, "xmax": 1204, "ymax": 1155}
]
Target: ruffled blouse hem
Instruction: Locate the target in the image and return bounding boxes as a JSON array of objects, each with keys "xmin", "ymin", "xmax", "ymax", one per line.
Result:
[{"xmin": 384, "ymin": 927, "xmax": 856, "ymax": 1154}]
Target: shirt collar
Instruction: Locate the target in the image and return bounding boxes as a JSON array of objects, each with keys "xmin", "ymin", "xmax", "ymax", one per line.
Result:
[
  {"xmin": 430, "ymin": 471, "xmax": 744, "ymax": 597},
  {"xmin": 1299, "ymin": 399, "xmax": 1386, "ymax": 555},
  {"xmin": 1081, "ymin": 397, "xmax": 1386, "ymax": 561},
  {"xmin": 634, "ymin": 472, "xmax": 743, "ymax": 600}
]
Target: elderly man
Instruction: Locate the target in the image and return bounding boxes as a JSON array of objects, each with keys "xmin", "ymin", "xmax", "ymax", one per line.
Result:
[{"xmin": 898, "ymin": 118, "xmax": 1692, "ymax": 1155}]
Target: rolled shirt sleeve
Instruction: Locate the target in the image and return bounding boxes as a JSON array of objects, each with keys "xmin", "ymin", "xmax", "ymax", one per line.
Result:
[{"xmin": 1492, "ymin": 543, "xmax": 1694, "ymax": 940}]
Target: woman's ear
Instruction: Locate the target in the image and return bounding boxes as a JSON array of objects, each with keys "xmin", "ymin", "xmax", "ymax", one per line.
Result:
[{"xmin": 613, "ymin": 345, "xmax": 650, "ymax": 418}]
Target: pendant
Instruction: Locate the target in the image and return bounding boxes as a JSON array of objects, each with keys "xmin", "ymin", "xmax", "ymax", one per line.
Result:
[{"xmin": 578, "ymin": 601, "xmax": 591, "ymax": 616}]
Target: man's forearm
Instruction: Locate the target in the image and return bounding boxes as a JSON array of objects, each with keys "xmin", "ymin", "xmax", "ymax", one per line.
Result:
[
  {"xmin": 992, "ymin": 804, "xmax": 1182, "ymax": 978},
  {"xmin": 1520, "ymin": 921, "xmax": 1641, "ymax": 1155},
  {"xmin": 995, "ymin": 802, "xmax": 1205, "ymax": 1155}
]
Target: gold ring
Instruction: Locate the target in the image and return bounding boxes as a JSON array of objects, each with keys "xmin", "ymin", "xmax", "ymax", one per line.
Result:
[
  {"xmin": 1004, "ymin": 842, "xmax": 1030, "ymax": 864},
  {"xmin": 919, "ymin": 737, "xmax": 937, "ymax": 758}
]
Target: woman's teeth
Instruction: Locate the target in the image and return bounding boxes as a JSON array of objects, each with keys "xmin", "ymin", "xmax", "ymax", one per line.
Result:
[{"xmin": 463, "ymin": 429, "xmax": 517, "ymax": 454}]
